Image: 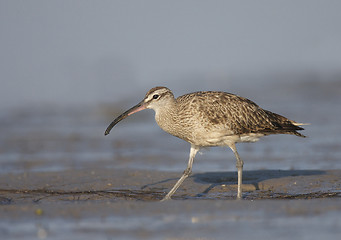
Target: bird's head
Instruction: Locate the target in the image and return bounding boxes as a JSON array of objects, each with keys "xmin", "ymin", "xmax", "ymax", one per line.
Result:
[{"xmin": 104, "ymin": 86, "xmax": 174, "ymax": 135}]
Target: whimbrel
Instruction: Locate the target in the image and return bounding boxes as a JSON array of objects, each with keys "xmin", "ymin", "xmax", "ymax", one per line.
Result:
[{"xmin": 105, "ymin": 87, "xmax": 305, "ymax": 200}]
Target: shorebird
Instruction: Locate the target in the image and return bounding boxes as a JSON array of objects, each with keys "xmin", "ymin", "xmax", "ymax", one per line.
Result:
[{"xmin": 105, "ymin": 86, "xmax": 306, "ymax": 201}]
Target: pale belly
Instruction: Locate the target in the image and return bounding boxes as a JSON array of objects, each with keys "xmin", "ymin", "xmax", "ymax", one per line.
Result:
[{"xmin": 170, "ymin": 126, "xmax": 264, "ymax": 147}]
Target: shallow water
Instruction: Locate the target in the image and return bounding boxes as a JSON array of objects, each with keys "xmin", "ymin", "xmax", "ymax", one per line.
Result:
[{"xmin": 1, "ymin": 199, "xmax": 341, "ymax": 240}]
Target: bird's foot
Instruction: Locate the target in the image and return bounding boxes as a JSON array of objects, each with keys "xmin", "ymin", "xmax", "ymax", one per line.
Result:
[
  {"xmin": 236, "ymin": 192, "xmax": 243, "ymax": 200},
  {"xmin": 160, "ymin": 195, "xmax": 172, "ymax": 202}
]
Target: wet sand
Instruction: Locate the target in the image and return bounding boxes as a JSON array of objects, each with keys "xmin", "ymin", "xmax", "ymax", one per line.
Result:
[
  {"xmin": 1, "ymin": 168, "xmax": 341, "ymax": 203},
  {"xmin": 1, "ymin": 167, "xmax": 341, "ymax": 239}
]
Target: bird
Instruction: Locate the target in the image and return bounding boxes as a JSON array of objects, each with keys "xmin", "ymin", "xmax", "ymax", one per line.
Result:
[{"xmin": 104, "ymin": 86, "xmax": 306, "ymax": 201}]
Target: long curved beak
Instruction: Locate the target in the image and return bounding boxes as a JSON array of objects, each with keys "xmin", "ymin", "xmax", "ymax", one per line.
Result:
[{"xmin": 104, "ymin": 101, "xmax": 146, "ymax": 136}]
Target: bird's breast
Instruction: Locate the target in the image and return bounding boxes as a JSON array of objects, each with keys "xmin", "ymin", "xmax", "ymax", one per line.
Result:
[{"xmin": 154, "ymin": 110, "xmax": 195, "ymax": 143}]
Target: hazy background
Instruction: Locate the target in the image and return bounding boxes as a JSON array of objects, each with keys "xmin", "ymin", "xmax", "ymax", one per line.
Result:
[
  {"xmin": 1, "ymin": 3, "xmax": 341, "ymax": 239},
  {"xmin": 1, "ymin": 0, "xmax": 341, "ymax": 111}
]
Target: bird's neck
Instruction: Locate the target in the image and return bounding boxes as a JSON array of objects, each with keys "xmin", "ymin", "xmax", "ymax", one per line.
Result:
[{"xmin": 154, "ymin": 99, "xmax": 178, "ymax": 134}]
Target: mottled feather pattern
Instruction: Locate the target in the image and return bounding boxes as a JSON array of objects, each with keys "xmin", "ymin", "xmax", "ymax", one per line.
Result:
[{"xmin": 175, "ymin": 91, "xmax": 305, "ymax": 138}]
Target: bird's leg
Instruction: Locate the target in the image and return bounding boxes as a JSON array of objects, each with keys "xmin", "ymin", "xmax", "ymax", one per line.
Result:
[
  {"xmin": 161, "ymin": 145, "xmax": 199, "ymax": 201},
  {"xmin": 229, "ymin": 144, "xmax": 244, "ymax": 199}
]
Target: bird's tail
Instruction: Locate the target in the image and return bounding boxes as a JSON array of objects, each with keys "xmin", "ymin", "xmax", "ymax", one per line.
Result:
[
  {"xmin": 263, "ymin": 110, "xmax": 308, "ymax": 138},
  {"xmin": 289, "ymin": 121, "xmax": 309, "ymax": 138},
  {"xmin": 292, "ymin": 122, "xmax": 310, "ymax": 126}
]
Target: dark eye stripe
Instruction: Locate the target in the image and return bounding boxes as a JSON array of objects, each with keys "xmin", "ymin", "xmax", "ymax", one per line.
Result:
[{"xmin": 146, "ymin": 91, "xmax": 168, "ymax": 103}]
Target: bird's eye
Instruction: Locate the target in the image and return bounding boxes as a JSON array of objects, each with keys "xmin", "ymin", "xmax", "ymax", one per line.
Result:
[{"xmin": 152, "ymin": 94, "xmax": 159, "ymax": 99}]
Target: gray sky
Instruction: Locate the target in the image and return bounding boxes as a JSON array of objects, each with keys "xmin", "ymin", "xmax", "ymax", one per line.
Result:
[{"xmin": 1, "ymin": 1, "xmax": 341, "ymax": 110}]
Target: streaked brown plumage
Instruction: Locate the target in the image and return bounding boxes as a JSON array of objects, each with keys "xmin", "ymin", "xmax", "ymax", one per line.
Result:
[{"xmin": 105, "ymin": 86, "xmax": 306, "ymax": 200}]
